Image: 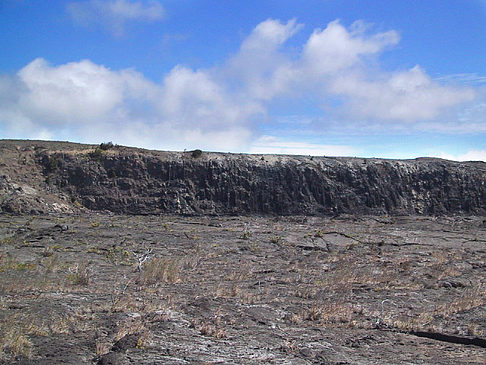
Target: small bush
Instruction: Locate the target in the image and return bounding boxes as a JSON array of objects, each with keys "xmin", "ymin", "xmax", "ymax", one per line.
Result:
[
  {"xmin": 99, "ymin": 142, "xmax": 114, "ymax": 151},
  {"xmin": 73, "ymin": 200, "xmax": 83, "ymax": 208},
  {"xmin": 46, "ymin": 156, "xmax": 59, "ymax": 172},
  {"xmin": 191, "ymin": 149, "xmax": 203, "ymax": 158},
  {"xmin": 0, "ymin": 258, "xmax": 36, "ymax": 273},
  {"xmin": 41, "ymin": 255, "xmax": 59, "ymax": 273}
]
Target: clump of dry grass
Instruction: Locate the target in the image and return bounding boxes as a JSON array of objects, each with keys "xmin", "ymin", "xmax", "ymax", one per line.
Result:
[
  {"xmin": 197, "ymin": 322, "xmax": 226, "ymax": 339},
  {"xmin": 372, "ymin": 284, "xmax": 486, "ymax": 334},
  {"xmin": 66, "ymin": 261, "xmax": 91, "ymax": 286},
  {"xmin": 0, "ymin": 309, "xmax": 85, "ymax": 361},
  {"xmin": 0, "ymin": 256, "xmax": 36, "ymax": 273},
  {"xmin": 237, "ymin": 290, "xmax": 260, "ymax": 305},
  {"xmin": 95, "ymin": 340, "xmax": 111, "ymax": 357},
  {"xmin": 225, "ymin": 263, "xmax": 251, "ymax": 281},
  {"xmin": 213, "ymin": 284, "xmax": 239, "ymax": 299},
  {"xmin": 295, "ymin": 287, "xmax": 317, "ymax": 299},
  {"xmin": 466, "ymin": 324, "xmax": 484, "ymax": 337},
  {"xmin": 301, "ymin": 302, "xmax": 364, "ymax": 327},
  {"xmin": 95, "ymin": 315, "xmax": 153, "ymax": 356},
  {"xmin": 279, "ymin": 339, "xmax": 299, "ymax": 354},
  {"xmin": 385, "ymin": 315, "xmax": 437, "ymax": 333},
  {"xmin": 138, "ymin": 257, "xmax": 181, "ymax": 285},
  {"xmin": 118, "ymin": 318, "xmax": 152, "ymax": 349},
  {"xmin": 41, "ymin": 246, "xmax": 54, "ymax": 257},
  {"xmin": 0, "ymin": 325, "xmax": 33, "ymax": 360},
  {"xmin": 434, "ymin": 284, "xmax": 486, "ymax": 317}
]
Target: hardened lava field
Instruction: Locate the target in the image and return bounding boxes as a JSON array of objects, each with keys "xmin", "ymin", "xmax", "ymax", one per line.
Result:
[{"xmin": 0, "ymin": 213, "xmax": 485, "ymax": 364}]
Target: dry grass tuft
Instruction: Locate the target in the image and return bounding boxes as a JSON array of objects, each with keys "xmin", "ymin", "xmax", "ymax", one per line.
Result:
[
  {"xmin": 198, "ymin": 322, "xmax": 226, "ymax": 339},
  {"xmin": 66, "ymin": 261, "xmax": 91, "ymax": 286},
  {"xmin": 138, "ymin": 257, "xmax": 181, "ymax": 285},
  {"xmin": 0, "ymin": 325, "xmax": 33, "ymax": 360},
  {"xmin": 434, "ymin": 284, "xmax": 486, "ymax": 317},
  {"xmin": 95, "ymin": 340, "xmax": 111, "ymax": 357},
  {"xmin": 302, "ymin": 302, "xmax": 363, "ymax": 327},
  {"xmin": 280, "ymin": 339, "xmax": 299, "ymax": 354}
]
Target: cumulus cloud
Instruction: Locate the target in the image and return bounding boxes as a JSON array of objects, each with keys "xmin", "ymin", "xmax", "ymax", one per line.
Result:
[
  {"xmin": 301, "ymin": 20, "xmax": 399, "ymax": 76},
  {"xmin": 67, "ymin": 0, "xmax": 164, "ymax": 36},
  {"xmin": 224, "ymin": 19, "xmax": 475, "ymax": 126},
  {"xmin": 0, "ymin": 58, "xmax": 255, "ymax": 150},
  {"xmin": 17, "ymin": 58, "xmax": 126, "ymax": 123},
  {"xmin": 330, "ymin": 66, "xmax": 475, "ymax": 121},
  {"xmin": 160, "ymin": 66, "xmax": 259, "ymax": 128},
  {"xmin": 0, "ymin": 18, "xmax": 483, "ymax": 153},
  {"xmin": 224, "ymin": 19, "xmax": 302, "ymax": 101}
]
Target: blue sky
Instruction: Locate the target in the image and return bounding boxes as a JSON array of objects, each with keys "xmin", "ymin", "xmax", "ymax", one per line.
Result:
[{"xmin": 1, "ymin": 0, "xmax": 485, "ymax": 160}]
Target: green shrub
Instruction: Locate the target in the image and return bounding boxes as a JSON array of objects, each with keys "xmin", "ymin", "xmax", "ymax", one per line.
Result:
[
  {"xmin": 191, "ymin": 149, "xmax": 203, "ymax": 158},
  {"xmin": 46, "ymin": 156, "xmax": 59, "ymax": 172}
]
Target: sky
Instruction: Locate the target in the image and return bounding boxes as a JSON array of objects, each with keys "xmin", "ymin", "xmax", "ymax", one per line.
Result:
[{"xmin": 0, "ymin": 0, "xmax": 485, "ymax": 160}]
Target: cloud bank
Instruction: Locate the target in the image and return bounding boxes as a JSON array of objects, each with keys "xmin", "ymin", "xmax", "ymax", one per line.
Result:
[
  {"xmin": 249, "ymin": 136, "xmax": 358, "ymax": 156},
  {"xmin": 438, "ymin": 150, "xmax": 486, "ymax": 162},
  {"xmin": 0, "ymin": 19, "xmax": 481, "ymax": 154},
  {"xmin": 67, "ymin": 0, "xmax": 164, "ymax": 36}
]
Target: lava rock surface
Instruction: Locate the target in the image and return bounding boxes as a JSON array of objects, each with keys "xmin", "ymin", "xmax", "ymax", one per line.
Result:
[{"xmin": 1, "ymin": 140, "xmax": 485, "ymax": 216}]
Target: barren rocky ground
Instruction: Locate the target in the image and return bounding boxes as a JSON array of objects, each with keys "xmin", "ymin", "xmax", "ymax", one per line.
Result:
[
  {"xmin": 0, "ymin": 213, "xmax": 485, "ymax": 364},
  {"xmin": 0, "ymin": 140, "xmax": 485, "ymax": 364}
]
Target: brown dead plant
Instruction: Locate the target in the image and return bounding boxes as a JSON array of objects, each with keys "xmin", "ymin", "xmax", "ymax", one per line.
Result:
[{"xmin": 138, "ymin": 257, "xmax": 181, "ymax": 285}]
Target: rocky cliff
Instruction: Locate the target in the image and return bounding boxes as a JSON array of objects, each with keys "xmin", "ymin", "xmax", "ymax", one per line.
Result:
[{"xmin": 1, "ymin": 140, "xmax": 485, "ymax": 215}]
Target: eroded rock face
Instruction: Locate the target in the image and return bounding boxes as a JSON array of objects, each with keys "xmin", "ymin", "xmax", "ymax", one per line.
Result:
[
  {"xmin": 1, "ymin": 140, "xmax": 485, "ymax": 215},
  {"xmin": 27, "ymin": 143, "xmax": 485, "ymax": 216}
]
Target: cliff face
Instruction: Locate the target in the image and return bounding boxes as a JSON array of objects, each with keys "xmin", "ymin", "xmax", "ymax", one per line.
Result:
[{"xmin": 1, "ymin": 140, "xmax": 485, "ymax": 215}]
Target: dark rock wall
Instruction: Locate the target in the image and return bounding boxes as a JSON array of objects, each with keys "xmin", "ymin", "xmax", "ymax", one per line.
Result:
[{"xmin": 39, "ymin": 150, "xmax": 486, "ymax": 216}]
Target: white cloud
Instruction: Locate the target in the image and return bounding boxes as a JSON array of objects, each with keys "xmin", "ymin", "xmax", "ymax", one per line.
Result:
[
  {"xmin": 17, "ymin": 58, "xmax": 126, "ymax": 123},
  {"xmin": 224, "ymin": 19, "xmax": 302, "ymax": 101},
  {"xmin": 241, "ymin": 18, "xmax": 302, "ymax": 52},
  {"xmin": 0, "ymin": 58, "xmax": 255, "ymax": 151},
  {"xmin": 435, "ymin": 73, "xmax": 486, "ymax": 86},
  {"xmin": 0, "ymin": 18, "xmax": 484, "ymax": 154},
  {"xmin": 330, "ymin": 66, "xmax": 475, "ymax": 121},
  {"xmin": 67, "ymin": 0, "xmax": 164, "ymax": 36},
  {"xmin": 437, "ymin": 150, "xmax": 486, "ymax": 162},
  {"xmin": 160, "ymin": 66, "xmax": 258, "ymax": 127},
  {"xmin": 302, "ymin": 20, "xmax": 399, "ymax": 76},
  {"xmin": 249, "ymin": 136, "xmax": 358, "ymax": 156},
  {"xmin": 224, "ymin": 19, "xmax": 475, "ymax": 127}
]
